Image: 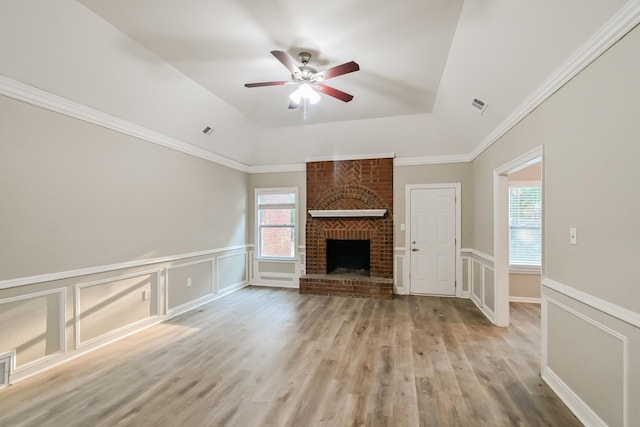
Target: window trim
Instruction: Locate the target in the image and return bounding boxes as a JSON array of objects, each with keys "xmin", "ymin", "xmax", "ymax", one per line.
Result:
[
  {"xmin": 508, "ymin": 180, "xmax": 541, "ymax": 270},
  {"xmin": 255, "ymin": 187, "xmax": 298, "ymax": 260}
]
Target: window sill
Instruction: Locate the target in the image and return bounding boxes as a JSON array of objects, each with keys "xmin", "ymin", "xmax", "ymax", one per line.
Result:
[
  {"xmin": 256, "ymin": 256, "xmax": 297, "ymax": 262},
  {"xmin": 509, "ymin": 266, "xmax": 541, "ymax": 275}
]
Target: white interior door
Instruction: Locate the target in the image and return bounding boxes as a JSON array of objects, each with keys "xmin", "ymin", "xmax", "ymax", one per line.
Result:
[{"xmin": 409, "ymin": 187, "xmax": 456, "ymax": 295}]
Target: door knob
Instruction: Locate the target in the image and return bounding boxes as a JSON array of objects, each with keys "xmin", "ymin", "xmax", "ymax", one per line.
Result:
[{"xmin": 411, "ymin": 248, "xmax": 419, "ymax": 252}]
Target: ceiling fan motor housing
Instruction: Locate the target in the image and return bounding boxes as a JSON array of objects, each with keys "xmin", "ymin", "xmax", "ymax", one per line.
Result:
[{"xmin": 244, "ymin": 50, "xmax": 359, "ymax": 104}]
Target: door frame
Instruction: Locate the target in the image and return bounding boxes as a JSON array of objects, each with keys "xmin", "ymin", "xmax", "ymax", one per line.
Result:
[
  {"xmin": 493, "ymin": 146, "xmax": 543, "ymax": 327},
  {"xmin": 405, "ymin": 183, "xmax": 462, "ymax": 297}
]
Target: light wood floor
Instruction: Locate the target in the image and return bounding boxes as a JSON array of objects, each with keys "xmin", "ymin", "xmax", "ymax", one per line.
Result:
[{"xmin": 0, "ymin": 287, "xmax": 580, "ymax": 427}]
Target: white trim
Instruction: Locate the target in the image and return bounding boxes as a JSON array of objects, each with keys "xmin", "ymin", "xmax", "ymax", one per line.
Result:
[
  {"xmin": 216, "ymin": 251, "xmax": 247, "ymax": 291},
  {"xmin": 493, "ymin": 146, "xmax": 543, "ymax": 327},
  {"xmin": 509, "ymin": 180, "xmax": 541, "ymax": 188},
  {"xmin": 469, "ymin": 1, "xmax": 640, "ymax": 161},
  {"xmin": 542, "ymin": 368, "xmax": 608, "ymax": 427},
  {"xmin": 393, "ymin": 154, "xmax": 471, "ymax": 166},
  {"xmin": 0, "ymin": 288, "xmax": 66, "ymax": 371},
  {"xmin": 254, "ymin": 257, "xmax": 297, "ymax": 263},
  {"xmin": 248, "ymin": 250, "xmax": 255, "ymax": 282},
  {"xmin": 393, "ymin": 253, "xmax": 406, "ymax": 295},
  {"xmin": 74, "ymin": 269, "xmax": 162, "ymax": 349},
  {"xmin": 0, "ymin": 244, "xmax": 248, "ymax": 290},
  {"xmin": 8, "ymin": 282, "xmax": 248, "ymax": 385},
  {"xmin": 460, "ymin": 248, "xmax": 495, "ymax": 263},
  {"xmin": 255, "ymin": 187, "xmax": 299, "ymax": 260},
  {"xmin": 247, "ymin": 163, "xmax": 306, "ymax": 173},
  {"xmin": 251, "ymin": 281, "xmax": 298, "ymax": 289},
  {"xmin": 542, "ymin": 277, "xmax": 640, "ymax": 329},
  {"xmin": 0, "ymin": 76, "xmax": 249, "ymax": 173},
  {"xmin": 308, "ymin": 209, "xmax": 386, "ymax": 218},
  {"xmin": 2, "ymin": 1, "xmax": 638, "ymax": 176},
  {"xmin": 509, "ymin": 266, "xmax": 541, "ymax": 275},
  {"xmin": 461, "ymin": 255, "xmax": 471, "ymax": 296},
  {"xmin": 305, "ymin": 152, "xmax": 395, "ymax": 163},
  {"xmin": 405, "ymin": 183, "xmax": 461, "ymax": 297},
  {"xmin": 0, "ymin": 350, "xmax": 16, "ymax": 388},
  {"xmin": 470, "ymin": 259, "xmax": 483, "ymax": 307},
  {"xmin": 164, "ymin": 293, "xmax": 216, "ymax": 318},
  {"xmin": 509, "ymin": 296, "xmax": 541, "ymax": 304},
  {"xmin": 542, "ymin": 294, "xmax": 629, "ymax": 427},
  {"xmin": 165, "ymin": 258, "xmax": 215, "ymax": 315}
]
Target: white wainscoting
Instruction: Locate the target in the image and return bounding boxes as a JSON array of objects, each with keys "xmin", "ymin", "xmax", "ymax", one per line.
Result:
[
  {"xmin": 394, "ymin": 247, "xmax": 406, "ymax": 295},
  {"xmin": 541, "ymin": 278, "xmax": 640, "ymax": 427},
  {"xmin": 74, "ymin": 269, "xmax": 162, "ymax": 349},
  {"xmin": 0, "ymin": 246, "xmax": 250, "ymax": 385},
  {"xmin": 165, "ymin": 258, "xmax": 215, "ymax": 315},
  {"xmin": 250, "ymin": 245, "xmax": 305, "ymax": 289},
  {"xmin": 0, "ymin": 288, "xmax": 66, "ymax": 376},
  {"xmin": 216, "ymin": 251, "xmax": 248, "ymax": 292},
  {"xmin": 461, "ymin": 249, "xmax": 496, "ymax": 324}
]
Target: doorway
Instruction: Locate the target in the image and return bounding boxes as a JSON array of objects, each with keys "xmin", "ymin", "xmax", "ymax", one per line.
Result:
[
  {"xmin": 493, "ymin": 146, "xmax": 543, "ymax": 326},
  {"xmin": 406, "ymin": 184, "xmax": 461, "ymax": 296}
]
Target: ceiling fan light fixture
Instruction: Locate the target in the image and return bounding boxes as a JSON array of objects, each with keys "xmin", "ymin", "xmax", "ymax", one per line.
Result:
[
  {"xmin": 290, "ymin": 83, "xmax": 321, "ymax": 105},
  {"xmin": 246, "ymin": 50, "xmax": 358, "ymax": 108}
]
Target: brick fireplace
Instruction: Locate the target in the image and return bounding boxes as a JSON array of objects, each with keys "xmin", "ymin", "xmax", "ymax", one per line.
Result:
[{"xmin": 300, "ymin": 158, "xmax": 394, "ymax": 299}]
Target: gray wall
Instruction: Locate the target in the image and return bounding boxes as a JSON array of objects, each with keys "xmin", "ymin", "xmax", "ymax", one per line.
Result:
[
  {"xmin": 469, "ymin": 24, "xmax": 640, "ymax": 426},
  {"xmin": 0, "ymin": 95, "xmax": 248, "ymax": 281},
  {"xmin": 247, "ymin": 171, "xmax": 306, "ymax": 246},
  {"xmin": 0, "ymin": 94, "xmax": 249, "ymax": 381},
  {"xmin": 394, "ymin": 163, "xmax": 473, "ymax": 248}
]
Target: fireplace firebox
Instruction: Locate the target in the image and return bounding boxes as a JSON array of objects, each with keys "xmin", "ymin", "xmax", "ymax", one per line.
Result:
[{"xmin": 326, "ymin": 239, "xmax": 370, "ymax": 276}]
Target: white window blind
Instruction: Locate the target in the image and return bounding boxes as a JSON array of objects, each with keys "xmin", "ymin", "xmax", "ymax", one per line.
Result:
[
  {"xmin": 256, "ymin": 188, "xmax": 297, "ymax": 259},
  {"xmin": 509, "ymin": 184, "xmax": 541, "ymax": 267}
]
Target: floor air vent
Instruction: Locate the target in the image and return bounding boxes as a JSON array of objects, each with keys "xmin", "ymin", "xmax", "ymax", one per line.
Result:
[{"xmin": 0, "ymin": 352, "xmax": 13, "ymax": 389}]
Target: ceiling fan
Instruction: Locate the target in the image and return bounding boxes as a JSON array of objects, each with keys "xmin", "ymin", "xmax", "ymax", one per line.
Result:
[{"xmin": 244, "ymin": 51, "xmax": 360, "ymax": 109}]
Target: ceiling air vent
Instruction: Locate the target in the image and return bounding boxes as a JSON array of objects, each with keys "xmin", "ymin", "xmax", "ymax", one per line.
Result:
[
  {"xmin": 202, "ymin": 126, "xmax": 215, "ymax": 136},
  {"xmin": 471, "ymin": 98, "xmax": 488, "ymax": 114}
]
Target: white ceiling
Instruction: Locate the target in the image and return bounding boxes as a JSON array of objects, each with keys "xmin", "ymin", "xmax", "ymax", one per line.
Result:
[{"xmin": 0, "ymin": 1, "xmax": 630, "ymax": 167}]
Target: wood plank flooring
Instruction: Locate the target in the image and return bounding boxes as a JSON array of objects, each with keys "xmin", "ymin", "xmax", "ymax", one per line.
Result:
[{"xmin": 0, "ymin": 287, "xmax": 580, "ymax": 427}]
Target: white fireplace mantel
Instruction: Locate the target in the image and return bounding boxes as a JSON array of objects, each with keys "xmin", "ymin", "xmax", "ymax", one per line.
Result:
[{"xmin": 308, "ymin": 209, "xmax": 387, "ymax": 218}]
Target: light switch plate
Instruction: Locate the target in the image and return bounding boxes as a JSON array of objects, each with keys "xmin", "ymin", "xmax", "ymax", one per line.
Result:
[{"xmin": 569, "ymin": 227, "xmax": 577, "ymax": 245}]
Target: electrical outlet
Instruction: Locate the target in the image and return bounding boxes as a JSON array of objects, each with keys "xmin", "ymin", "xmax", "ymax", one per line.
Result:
[
  {"xmin": 187, "ymin": 277, "xmax": 192, "ymax": 287},
  {"xmin": 569, "ymin": 227, "xmax": 577, "ymax": 245},
  {"xmin": 142, "ymin": 289, "xmax": 150, "ymax": 301}
]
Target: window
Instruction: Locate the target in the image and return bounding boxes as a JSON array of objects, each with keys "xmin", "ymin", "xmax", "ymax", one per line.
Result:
[
  {"xmin": 509, "ymin": 182, "xmax": 541, "ymax": 268},
  {"xmin": 256, "ymin": 188, "xmax": 297, "ymax": 259}
]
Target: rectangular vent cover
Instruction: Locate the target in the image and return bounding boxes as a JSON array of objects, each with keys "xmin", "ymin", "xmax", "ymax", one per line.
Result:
[
  {"xmin": 471, "ymin": 98, "xmax": 488, "ymax": 114},
  {"xmin": 0, "ymin": 353, "xmax": 11, "ymax": 389},
  {"xmin": 202, "ymin": 126, "xmax": 215, "ymax": 136}
]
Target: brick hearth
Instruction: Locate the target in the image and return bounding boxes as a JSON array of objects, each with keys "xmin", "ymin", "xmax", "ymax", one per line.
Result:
[{"xmin": 300, "ymin": 158, "xmax": 393, "ymax": 299}]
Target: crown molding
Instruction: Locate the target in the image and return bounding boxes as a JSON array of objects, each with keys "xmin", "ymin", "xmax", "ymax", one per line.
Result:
[
  {"xmin": 394, "ymin": 154, "xmax": 471, "ymax": 166},
  {"xmin": 4, "ymin": 0, "xmax": 639, "ymax": 174},
  {"xmin": 468, "ymin": 0, "xmax": 640, "ymax": 161},
  {"xmin": 247, "ymin": 163, "xmax": 306, "ymax": 173},
  {"xmin": 0, "ymin": 76, "xmax": 250, "ymax": 173},
  {"xmin": 304, "ymin": 152, "xmax": 395, "ymax": 163}
]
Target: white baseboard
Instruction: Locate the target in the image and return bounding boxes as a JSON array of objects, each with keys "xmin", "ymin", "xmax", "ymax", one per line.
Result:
[
  {"xmin": 470, "ymin": 295, "xmax": 496, "ymax": 324},
  {"xmin": 542, "ymin": 367, "xmax": 608, "ymax": 427},
  {"xmin": 250, "ymin": 281, "xmax": 299, "ymax": 289},
  {"xmin": 509, "ymin": 296, "xmax": 541, "ymax": 304},
  {"xmin": 8, "ymin": 281, "xmax": 249, "ymax": 386}
]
